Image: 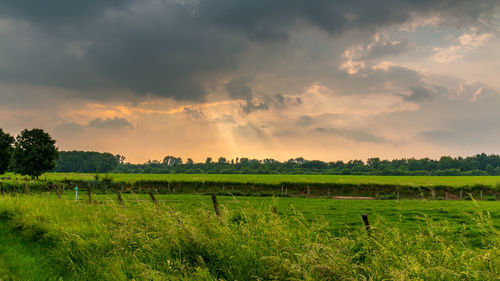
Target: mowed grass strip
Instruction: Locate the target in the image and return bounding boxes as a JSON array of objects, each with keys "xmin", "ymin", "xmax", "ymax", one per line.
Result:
[{"xmin": 6, "ymin": 172, "xmax": 500, "ymax": 187}]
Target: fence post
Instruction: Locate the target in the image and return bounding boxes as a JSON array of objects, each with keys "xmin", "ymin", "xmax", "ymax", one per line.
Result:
[
  {"xmin": 480, "ymin": 190, "xmax": 483, "ymax": 200},
  {"xmin": 307, "ymin": 185, "xmax": 310, "ymax": 197},
  {"xmin": 362, "ymin": 214, "xmax": 371, "ymax": 235},
  {"xmin": 25, "ymin": 183, "xmax": 30, "ymax": 195},
  {"xmin": 56, "ymin": 184, "xmax": 62, "ymax": 200},
  {"xmin": 87, "ymin": 183, "xmax": 92, "ymax": 204},
  {"xmin": 149, "ymin": 191, "xmax": 157, "ymax": 204},
  {"xmin": 211, "ymin": 195, "xmax": 220, "ymax": 217},
  {"xmin": 117, "ymin": 190, "xmax": 123, "ymax": 206},
  {"xmin": 460, "ymin": 189, "xmax": 463, "ymax": 200}
]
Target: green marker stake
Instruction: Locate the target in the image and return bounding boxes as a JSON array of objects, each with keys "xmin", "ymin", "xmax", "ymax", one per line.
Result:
[{"xmin": 75, "ymin": 186, "xmax": 78, "ymax": 201}]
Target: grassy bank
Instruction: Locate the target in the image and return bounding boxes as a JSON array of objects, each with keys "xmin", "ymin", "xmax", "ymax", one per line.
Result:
[
  {"xmin": 0, "ymin": 194, "xmax": 498, "ymax": 280},
  {"xmin": 2, "ymin": 173, "xmax": 500, "ymax": 199}
]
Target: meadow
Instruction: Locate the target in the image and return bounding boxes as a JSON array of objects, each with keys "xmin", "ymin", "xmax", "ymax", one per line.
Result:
[{"xmin": 0, "ymin": 193, "xmax": 498, "ymax": 280}]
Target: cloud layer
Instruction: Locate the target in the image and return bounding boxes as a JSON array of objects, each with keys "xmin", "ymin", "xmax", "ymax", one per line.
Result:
[{"xmin": 1, "ymin": 0, "xmax": 499, "ymax": 162}]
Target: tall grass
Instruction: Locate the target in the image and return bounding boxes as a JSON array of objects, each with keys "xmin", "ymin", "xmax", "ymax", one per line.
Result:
[{"xmin": 0, "ymin": 194, "xmax": 498, "ymax": 280}]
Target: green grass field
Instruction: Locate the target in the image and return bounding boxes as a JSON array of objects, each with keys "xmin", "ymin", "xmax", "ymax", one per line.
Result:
[
  {"xmin": 6, "ymin": 172, "xmax": 500, "ymax": 187},
  {"xmin": 0, "ymin": 193, "xmax": 498, "ymax": 280}
]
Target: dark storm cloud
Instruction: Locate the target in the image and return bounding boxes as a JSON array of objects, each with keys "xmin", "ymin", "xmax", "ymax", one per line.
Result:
[
  {"xmin": 0, "ymin": 1, "xmax": 133, "ymax": 26},
  {"xmin": 224, "ymin": 79, "xmax": 299, "ymax": 113},
  {"xmin": 0, "ymin": 0, "xmax": 498, "ymax": 101},
  {"xmin": 88, "ymin": 117, "xmax": 133, "ymax": 129},
  {"xmin": 314, "ymin": 127, "xmax": 388, "ymax": 143}
]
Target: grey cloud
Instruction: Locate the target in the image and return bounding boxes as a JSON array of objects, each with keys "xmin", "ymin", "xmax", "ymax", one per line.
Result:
[
  {"xmin": 183, "ymin": 107, "xmax": 205, "ymax": 120},
  {"xmin": 418, "ymin": 130, "xmax": 457, "ymax": 144},
  {"xmin": 314, "ymin": 127, "xmax": 387, "ymax": 143},
  {"xmin": 213, "ymin": 114, "xmax": 236, "ymax": 124},
  {"xmin": 0, "ymin": 0, "xmax": 497, "ymax": 102},
  {"xmin": 225, "ymin": 79, "xmax": 253, "ymax": 101},
  {"xmin": 224, "ymin": 79, "xmax": 265, "ymax": 113},
  {"xmin": 362, "ymin": 40, "xmax": 410, "ymax": 60},
  {"xmin": 0, "ymin": 1, "xmax": 133, "ymax": 26},
  {"xmin": 296, "ymin": 116, "xmax": 314, "ymax": 127},
  {"xmin": 88, "ymin": 117, "xmax": 133, "ymax": 129},
  {"xmin": 54, "ymin": 122, "xmax": 85, "ymax": 133},
  {"xmin": 456, "ymin": 82, "xmax": 499, "ymax": 100},
  {"xmin": 234, "ymin": 123, "xmax": 266, "ymax": 138},
  {"xmin": 396, "ymin": 86, "xmax": 444, "ymax": 102},
  {"xmin": 225, "ymin": 80, "xmax": 301, "ymax": 113}
]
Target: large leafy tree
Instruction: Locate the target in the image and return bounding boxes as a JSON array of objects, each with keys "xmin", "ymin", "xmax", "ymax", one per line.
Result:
[
  {"xmin": 0, "ymin": 128, "xmax": 15, "ymax": 175},
  {"xmin": 11, "ymin": 129, "xmax": 58, "ymax": 178}
]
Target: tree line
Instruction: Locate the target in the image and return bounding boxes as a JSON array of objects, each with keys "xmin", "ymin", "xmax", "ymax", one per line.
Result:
[
  {"xmin": 3, "ymin": 128, "xmax": 500, "ymax": 176},
  {"xmin": 56, "ymin": 151, "xmax": 500, "ymax": 176}
]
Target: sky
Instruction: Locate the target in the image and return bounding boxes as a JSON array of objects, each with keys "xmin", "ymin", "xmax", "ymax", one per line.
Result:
[{"xmin": 1, "ymin": 0, "xmax": 500, "ymax": 163}]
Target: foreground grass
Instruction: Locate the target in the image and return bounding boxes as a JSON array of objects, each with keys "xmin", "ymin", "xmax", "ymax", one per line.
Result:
[
  {"xmin": 5, "ymin": 172, "xmax": 500, "ymax": 187},
  {"xmin": 0, "ymin": 194, "xmax": 498, "ymax": 280}
]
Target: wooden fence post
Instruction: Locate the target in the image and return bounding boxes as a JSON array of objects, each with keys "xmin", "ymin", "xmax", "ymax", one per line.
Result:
[
  {"xmin": 460, "ymin": 189, "xmax": 463, "ymax": 200},
  {"xmin": 87, "ymin": 183, "xmax": 92, "ymax": 204},
  {"xmin": 211, "ymin": 195, "xmax": 220, "ymax": 217},
  {"xmin": 362, "ymin": 214, "xmax": 371, "ymax": 235},
  {"xmin": 117, "ymin": 190, "xmax": 123, "ymax": 206},
  {"xmin": 307, "ymin": 185, "xmax": 311, "ymax": 197},
  {"xmin": 480, "ymin": 190, "xmax": 483, "ymax": 200},
  {"xmin": 56, "ymin": 184, "xmax": 61, "ymax": 200},
  {"xmin": 149, "ymin": 192, "xmax": 157, "ymax": 204},
  {"xmin": 25, "ymin": 183, "xmax": 30, "ymax": 195}
]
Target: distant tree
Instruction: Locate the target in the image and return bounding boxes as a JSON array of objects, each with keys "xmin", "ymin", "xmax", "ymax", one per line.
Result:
[
  {"xmin": 115, "ymin": 154, "xmax": 126, "ymax": 164},
  {"xmin": 11, "ymin": 129, "xmax": 58, "ymax": 178},
  {"xmin": 163, "ymin": 155, "xmax": 182, "ymax": 166},
  {"xmin": 205, "ymin": 157, "xmax": 212, "ymax": 164},
  {"xmin": 186, "ymin": 158, "xmax": 194, "ymax": 165},
  {"xmin": 0, "ymin": 128, "xmax": 15, "ymax": 175},
  {"xmin": 218, "ymin": 157, "xmax": 227, "ymax": 164},
  {"xmin": 97, "ymin": 153, "xmax": 120, "ymax": 172}
]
